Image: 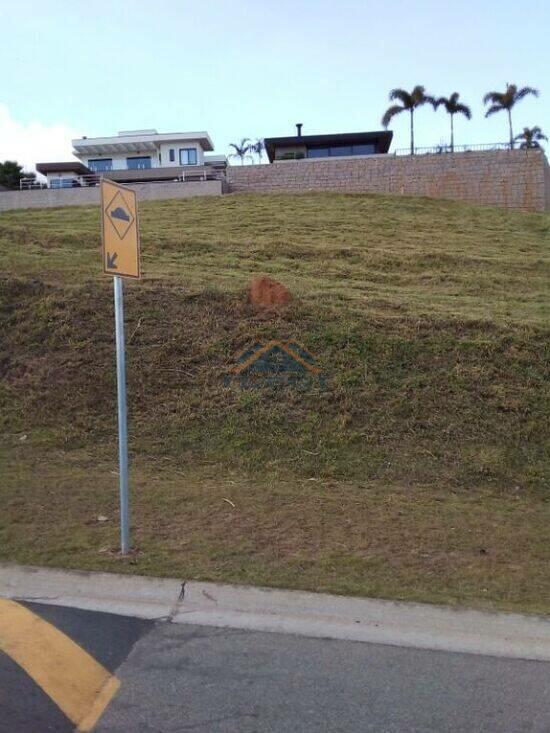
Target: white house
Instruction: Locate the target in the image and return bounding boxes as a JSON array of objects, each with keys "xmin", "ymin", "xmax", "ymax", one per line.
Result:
[
  {"xmin": 74, "ymin": 128, "xmax": 213, "ymax": 171},
  {"xmin": 35, "ymin": 129, "xmax": 226, "ymax": 188}
]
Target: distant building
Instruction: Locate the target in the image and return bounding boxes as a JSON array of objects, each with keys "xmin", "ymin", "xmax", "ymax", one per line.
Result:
[
  {"xmin": 264, "ymin": 124, "xmax": 392, "ymax": 162},
  {"xmin": 35, "ymin": 162, "xmax": 92, "ymax": 188},
  {"xmin": 36, "ymin": 129, "xmax": 227, "ymax": 188}
]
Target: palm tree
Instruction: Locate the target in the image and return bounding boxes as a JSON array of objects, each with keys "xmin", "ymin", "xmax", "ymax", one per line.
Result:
[
  {"xmin": 514, "ymin": 126, "xmax": 548, "ymax": 150},
  {"xmin": 433, "ymin": 93, "xmax": 472, "ymax": 152},
  {"xmin": 229, "ymin": 138, "xmax": 252, "ymax": 165},
  {"xmin": 381, "ymin": 86, "xmax": 435, "ymax": 155},
  {"xmin": 250, "ymin": 139, "xmax": 265, "ymax": 164},
  {"xmin": 483, "ymin": 84, "xmax": 539, "ymax": 149}
]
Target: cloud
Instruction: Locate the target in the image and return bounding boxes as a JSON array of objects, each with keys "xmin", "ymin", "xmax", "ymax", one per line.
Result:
[{"xmin": 0, "ymin": 103, "xmax": 81, "ymax": 175}]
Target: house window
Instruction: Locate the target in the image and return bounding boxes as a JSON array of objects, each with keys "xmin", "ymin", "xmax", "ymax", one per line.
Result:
[
  {"xmin": 50, "ymin": 178, "xmax": 76, "ymax": 189},
  {"xmin": 352, "ymin": 143, "xmax": 376, "ymax": 155},
  {"xmin": 88, "ymin": 159, "xmax": 113, "ymax": 172},
  {"xmin": 330, "ymin": 146, "xmax": 353, "ymax": 157},
  {"xmin": 126, "ymin": 156, "xmax": 152, "ymax": 170},
  {"xmin": 179, "ymin": 148, "xmax": 197, "ymax": 165},
  {"xmin": 169, "ymin": 148, "xmax": 175, "ymax": 162},
  {"xmin": 307, "ymin": 143, "xmax": 376, "ymax": 159},
  {"xmin": 307, "ymin": 147, "xmax": 330, "ymax": 158}
]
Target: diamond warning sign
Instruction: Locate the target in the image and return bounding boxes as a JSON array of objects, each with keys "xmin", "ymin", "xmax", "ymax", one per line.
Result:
[{"xmin": 101, "ymin": 179, "xmax": 140, "ymax": 278}]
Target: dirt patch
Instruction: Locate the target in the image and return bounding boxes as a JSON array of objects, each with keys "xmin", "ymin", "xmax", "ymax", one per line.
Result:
[{"xmin": 248, "ymin": 276, "xmax": 292, "ymax": 308}]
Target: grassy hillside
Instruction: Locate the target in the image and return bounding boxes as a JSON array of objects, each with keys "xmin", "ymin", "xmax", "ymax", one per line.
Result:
[{"xmin": 1, "ymin": 192, "xmax": 550, "ymax": 612}]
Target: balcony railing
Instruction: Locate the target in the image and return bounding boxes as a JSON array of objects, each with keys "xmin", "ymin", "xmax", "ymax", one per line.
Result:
[
  {"xmin": 19, "ymin": 167, "xmax": 225, "ymax": 191},
  {"xmin": 20, "ymin": 178, "xmax": 48, "ymax": 190},
  {"xmin": 393, "ymin": 142, "xmax": 512, "ymax": 156}
]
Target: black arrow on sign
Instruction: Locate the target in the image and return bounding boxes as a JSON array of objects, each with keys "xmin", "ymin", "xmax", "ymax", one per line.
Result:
[{"xmin": 106, "ymin": 252, "xmax": 118, "ymax": 269}]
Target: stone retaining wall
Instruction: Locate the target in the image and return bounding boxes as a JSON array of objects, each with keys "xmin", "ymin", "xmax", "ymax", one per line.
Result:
[
  {"xmin": 2, "ymin": 152, "xmax": 548, "ymax": 213},
  {"xmin": 226, "ymin": 150, "xmax": 549, "ymax": 212},
  {"xmin": 0, "ymin": 179, "xmax": 222, "ymax": 212}
]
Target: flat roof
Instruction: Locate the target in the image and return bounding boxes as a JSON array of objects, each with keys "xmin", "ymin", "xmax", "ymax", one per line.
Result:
[
  {"xmin": 36, "ymin": 162, "xmax": 91, "ymax": 175},
  {"xmin": 264, "ymin": 130, "xmax": 393, "ymax": 161},
  {"xmin": 72, "ymin": 131, "xmax": 214, "ymax": 155}
]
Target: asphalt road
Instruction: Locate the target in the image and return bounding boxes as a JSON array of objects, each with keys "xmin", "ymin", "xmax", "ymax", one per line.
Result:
[
  {"xmin": 2, "ymin": 602, "xmax": 550, "ymax": 732},
  {"xmin": 0, "ymin": 601, "xmax": 152, "ymax": 732}
]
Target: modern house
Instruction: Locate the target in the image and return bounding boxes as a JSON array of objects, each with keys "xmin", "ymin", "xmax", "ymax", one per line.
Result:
[
  {"xmin": 35, "ymin": 161, "xmax": 93, "ymax": 188},
  {"xmin": 264, "ymin": 124, "xmax": 393, "ymax": 162},
  {"xmin": 35, "ymin": 129, "xmax": 227, "ymax": 188}
]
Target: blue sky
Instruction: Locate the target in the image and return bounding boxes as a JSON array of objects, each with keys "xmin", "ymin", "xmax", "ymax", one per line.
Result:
[{"xmin": 1, "ymin": 0, "xmax": 548, "ymax": 168}]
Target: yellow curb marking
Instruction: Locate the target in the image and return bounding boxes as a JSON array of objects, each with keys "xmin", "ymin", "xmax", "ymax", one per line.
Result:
[{"xmin": 0, "ymin": 599, "xmax": 120, "ymax": 731}]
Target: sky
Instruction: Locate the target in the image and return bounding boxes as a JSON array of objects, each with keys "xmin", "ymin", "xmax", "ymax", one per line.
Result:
[{"xmin": 1, "ymin": 0, "xmax": 548, "ymax": 170}]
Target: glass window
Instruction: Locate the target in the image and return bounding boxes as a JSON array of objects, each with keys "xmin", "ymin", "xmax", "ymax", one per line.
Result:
[
  {"xmin": 126, "ymin": 156, "xmax": 151, "ymax": 170},
  {"xmin": 307, "ymin": 147, "xmax": 330, "ymax": 158},
  {"xmin": 51, "ymin": 178, "xmax": 75, "ymax": 189},
  {"xmin": 330, "ymin": 146, "xmax": 353, "ymax": 156},
  {"xmin": 169, "ymin": 148, "xmax": 175, "ymax": 162},
  {"xmin": 88, "ymin": 159, "xmax": 112, "ymax": 172},
  {"xmin": 352, "ymin": 143, "xmax": 376, "ymax": 155},
  {"xmin": 307, "ymin": 143, "xmax": 376, "ymax": 158},
  {"xmin": 179, "ymin": 148, "xmax": 197, "ymax": 165}
]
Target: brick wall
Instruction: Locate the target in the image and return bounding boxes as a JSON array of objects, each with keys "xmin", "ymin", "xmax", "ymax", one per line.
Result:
[
  {"xmin": 544, "ymin": 155, "xmax": 550, "ymax": 211},
  {"xmin": 0, "ymin": 179, "xmax": 222, "ymax": 212},
  {"xmin": 226, "ymin": 149, "xmax": 549, "ymax": 212},
  {"xmin": 2, "ymin": 153, "xmax": 548, "ymax": 213}
]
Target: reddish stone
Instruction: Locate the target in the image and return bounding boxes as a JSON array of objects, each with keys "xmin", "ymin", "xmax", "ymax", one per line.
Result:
[{"xmin": 248, "ymin": 276, "xmax": 292, "ymax": 307}]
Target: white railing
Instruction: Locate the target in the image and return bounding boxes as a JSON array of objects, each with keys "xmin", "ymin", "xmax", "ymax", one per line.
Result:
[
  {"xmin": 19, "ymin": 178, "xmax": 47, "ymax": 190},
  {"xmin": 18, "ymin": 168, "xmax": 226, "ymax": 191}
]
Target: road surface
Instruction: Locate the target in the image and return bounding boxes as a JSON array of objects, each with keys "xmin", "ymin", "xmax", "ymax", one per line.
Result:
[{"xmin": 1, "ymin": 601, "xmax": 550, "ymax": 732}]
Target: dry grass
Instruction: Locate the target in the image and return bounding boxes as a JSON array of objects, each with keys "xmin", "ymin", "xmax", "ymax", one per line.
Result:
[{"xmin": 0, "ymin": 191, "xmax": 549, "ymax": 612}]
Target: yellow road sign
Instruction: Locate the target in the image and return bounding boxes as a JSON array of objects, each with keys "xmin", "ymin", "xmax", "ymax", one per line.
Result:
[{"xmin": 101, "ymin": 179, "xmax": 140, "ymax": 278}]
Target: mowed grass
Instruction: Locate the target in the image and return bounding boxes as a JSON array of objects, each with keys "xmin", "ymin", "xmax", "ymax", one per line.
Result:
[{"xmin": 1, "ymin": 192, "xmax": 549, "ymax": 613}]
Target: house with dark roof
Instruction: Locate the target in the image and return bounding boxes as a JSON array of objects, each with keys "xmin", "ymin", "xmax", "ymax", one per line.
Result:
[
  {"xmin": 264, "ymin": 124, "xmax": 393, "ymax": 162},
  {"xmin": 35, "ymin": 162, "xmax": 92, "ymax": 188}
]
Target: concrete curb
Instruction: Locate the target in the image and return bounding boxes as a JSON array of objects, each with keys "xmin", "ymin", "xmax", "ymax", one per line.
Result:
[
  {"xmin": 179, "ymin": 582, "xmax": 550, "ymax": 661},
  {"xmin": 2, "ymin": 564, "xmax": 550, "ymax": 661},
  {"xmin": 0, "ymin": 564, "xmax": 183, "ymax": 619}
]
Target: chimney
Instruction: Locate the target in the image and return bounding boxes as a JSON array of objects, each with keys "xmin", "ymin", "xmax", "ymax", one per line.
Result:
[{"xmin": 296, "ymin": 123, "xmax": 303, "ymax": 137}]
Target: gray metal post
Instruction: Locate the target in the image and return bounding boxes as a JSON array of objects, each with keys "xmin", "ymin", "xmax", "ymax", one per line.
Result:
[{"xmin": 113, "ymin": 275, "xmax": 130, "ymax": 554}]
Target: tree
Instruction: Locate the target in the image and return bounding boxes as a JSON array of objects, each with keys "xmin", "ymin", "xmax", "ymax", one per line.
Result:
[
  {"xmin": 433, "ymin": 92, "xmax": 472, "ymax": 152},
  {"xmin": 381, "ymin": 86, "xmax": 435, "ymax": 155},
  {"xmin": 0, "ymin": 160, "xmax": 35, "ymax": 190},
  {"xmin": 250, "ymin": 138, "xmax": 265, "ymax": 164},
  {"xmin": 514, "ymin": 126, "xmax": 548, "ymax": 150},
  {"xmin": 483, "ymin": 84, "xmax": 539, "ymax": 149},
  {"xmin": 229, "ymin": 138, "xmax": 252, "ymax": 165}
]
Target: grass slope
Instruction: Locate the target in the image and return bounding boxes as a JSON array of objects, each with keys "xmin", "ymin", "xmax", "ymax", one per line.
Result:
[{"xmin": 1, "ymin": 192, "xmax": 549, "ymax": 612}]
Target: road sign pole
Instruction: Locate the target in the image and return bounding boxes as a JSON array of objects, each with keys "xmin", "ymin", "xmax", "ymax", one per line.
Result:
[
  {"xmin": 113, "ymin": 275, "xmax": 130, "ymax": 555},
  {"xmin": 101, "ymin": 179, "xmax": 139, "ymax": 555}
]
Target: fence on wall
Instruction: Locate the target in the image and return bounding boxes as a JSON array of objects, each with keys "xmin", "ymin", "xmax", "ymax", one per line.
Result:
[
  {"xmin": 19, "ymin": 169, "xmax": 226, "ymax": 191},
  {"xmin": 393, "ymin": 142, "xmax": 512, "ymax": 156}
]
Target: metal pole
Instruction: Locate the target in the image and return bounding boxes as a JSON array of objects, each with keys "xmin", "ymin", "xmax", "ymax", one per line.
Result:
[{"xmin": 113, "ymin": 275, "xmax": 130, "ymax": 554}]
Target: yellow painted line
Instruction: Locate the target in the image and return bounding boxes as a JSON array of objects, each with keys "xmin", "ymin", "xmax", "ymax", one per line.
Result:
[
  {"xmin": 77, "ymin": 675, "xmax": 121, "ymax": 733},
  {"xmin": 0, "ymin": 599, "xmax": 120, "ymax": 731}
]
